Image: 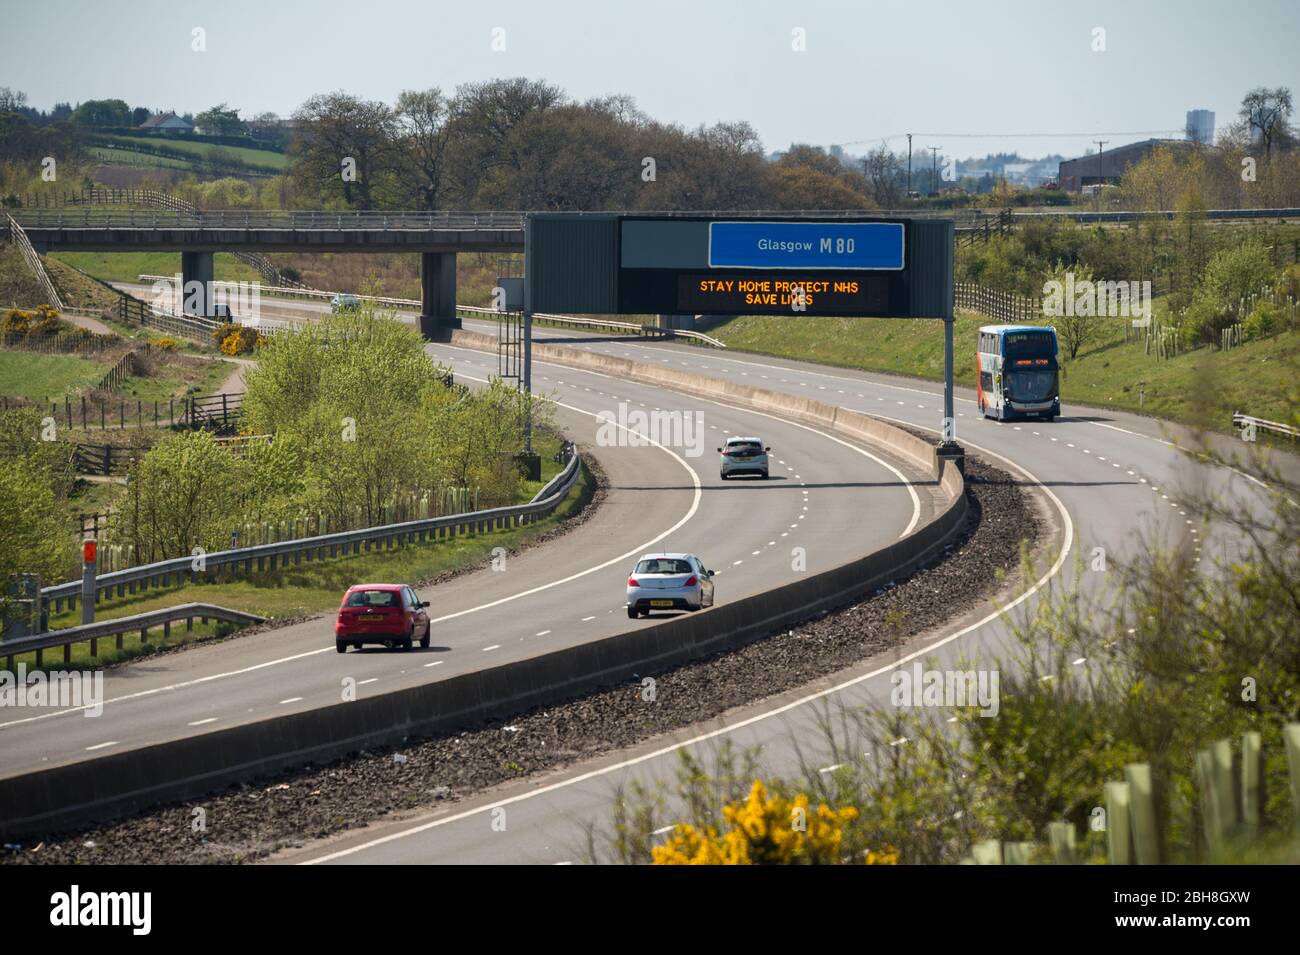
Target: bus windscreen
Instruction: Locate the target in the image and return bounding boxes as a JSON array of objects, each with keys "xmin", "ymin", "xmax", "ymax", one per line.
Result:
[{"xmin": 1003, "ymin": 330, "xmax": 1056, "ymax": 359}]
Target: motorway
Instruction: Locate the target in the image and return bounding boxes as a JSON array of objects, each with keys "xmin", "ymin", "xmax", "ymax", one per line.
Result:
[
  {"xmin": 0, "ymin": 326, "xmax": 938, "ymax": 780},
  {"xmin": 286, "ymin": 314, "xmax": 1271, "ymax": 864},
  {"xmin": 6, "ymin": 292, "xmax": 1276, "ymax": 863}
]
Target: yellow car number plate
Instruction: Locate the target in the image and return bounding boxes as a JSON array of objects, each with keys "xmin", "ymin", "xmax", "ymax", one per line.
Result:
[{"xmin": 650, "ymin": 599, "xmax": 674, "ymax": 607}]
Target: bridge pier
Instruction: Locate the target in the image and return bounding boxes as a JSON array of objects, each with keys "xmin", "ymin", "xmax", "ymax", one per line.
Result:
[
  {"xmin": 419, "ymin": 252, "xmax": 460, "ymax": 341},
  {"xmin": 180, "ymin": 251, "xmax": 214, "ymax": 318}
]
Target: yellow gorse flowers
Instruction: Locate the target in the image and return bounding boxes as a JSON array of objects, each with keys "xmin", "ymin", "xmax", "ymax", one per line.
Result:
[{"xmin": 651, "ymin": 780, "xmax": 893, "ymax": 865}]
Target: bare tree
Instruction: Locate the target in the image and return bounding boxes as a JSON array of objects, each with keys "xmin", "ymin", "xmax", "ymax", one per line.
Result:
[
  {"xmin": 862, "ymin": 144, "xmax": 906, "ymax": 207},
  {"xmin": 395, "ymin": 89, "xmax": 453, "ymax": 210},
  {"xmin": 1238, "ymin": 87, "xmax": 1294, "ymax": 159}
]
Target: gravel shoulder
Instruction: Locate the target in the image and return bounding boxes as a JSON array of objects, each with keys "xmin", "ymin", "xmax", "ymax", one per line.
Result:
[{"xmin": 2, "ymin": 448, "xmax": 1044, "ymax": 864}]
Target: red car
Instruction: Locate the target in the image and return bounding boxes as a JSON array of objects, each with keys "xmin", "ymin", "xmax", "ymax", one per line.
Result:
[{"xmin": 335, "ymin": 584, "xmax": 431, "ymax": 653}]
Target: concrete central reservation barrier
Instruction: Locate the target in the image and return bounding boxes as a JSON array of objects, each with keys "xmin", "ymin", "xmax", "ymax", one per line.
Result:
[{"xmin": 0, "ymin": 339, "xmax": 967, "ymax": 839}]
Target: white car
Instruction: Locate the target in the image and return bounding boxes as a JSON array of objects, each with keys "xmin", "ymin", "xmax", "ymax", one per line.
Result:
[
  {"xmin": 626, "ymin": 553, "xmax": 715, "ymax": 618},
  {"xmin": 719, "ymin": 436, "xmax": 770, "ymax": 480}
]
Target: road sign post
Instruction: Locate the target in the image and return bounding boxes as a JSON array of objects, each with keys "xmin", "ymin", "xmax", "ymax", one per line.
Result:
[{"xmin": 81, "ymin": 539, "xmax": 97, "ymax": 626}]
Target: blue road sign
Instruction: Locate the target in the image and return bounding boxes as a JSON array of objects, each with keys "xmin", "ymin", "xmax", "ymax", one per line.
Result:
[{"xmin": 707, "ymin": 221, "xmax": 905, "ymax": 271}]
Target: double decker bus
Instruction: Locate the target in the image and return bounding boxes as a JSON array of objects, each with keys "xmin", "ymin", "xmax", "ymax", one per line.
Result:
[{"xmin": 976, "ymin": 325, "xmax": 1061, "ymax": 421}]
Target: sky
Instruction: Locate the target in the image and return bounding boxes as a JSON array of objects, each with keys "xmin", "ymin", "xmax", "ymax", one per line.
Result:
[{"xmin": 4, "ymin": 0, "xmax": 1298, "ymax": 163}]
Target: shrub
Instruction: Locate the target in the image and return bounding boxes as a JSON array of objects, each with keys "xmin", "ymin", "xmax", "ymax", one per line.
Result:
[
  {"xmin": 154, "ymin": 337, "xmax": 180, "ymax": 351},
  {"xmin": 219, "ymin": 326, "xmax": 261, "ymax": 355},
  {"xmin": 2, "ymin": 308, "xmax": 33, "ymax": 335},
  {"xmin": 651, "ymin": 780, "xmax": 870, "ymax": 865},
  {"xmin": 211, "ymin": 321, "xmax": 240, "ymax": 347},
  {"xmin": 1197, "ymin": 242, "xmax": 1274, "ymax": 313},
  {"xmin": 30, "ymin": 311, "xmax": 62, "ymax": 337},
  {"xmin": 1243, "ymin": 300, "xmax": 1279, "ymax": 340},
  {"xmin": 1274, "ymin": 263, "xmax": 1300, "ymax": 303},
  {"xmin": 1181, "ymin": 295, "xmax": 1233, "ymax": 347},
  {"xmin": 212, "ymin": 322, "xmax": 261, "ymax": 355}
]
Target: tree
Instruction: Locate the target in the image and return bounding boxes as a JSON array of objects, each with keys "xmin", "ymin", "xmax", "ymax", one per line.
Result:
[
  {"xmin": 862, "ymin": 144, "xmax": 907, "ymax": 207},
  {"xmin": 476, "ymin": 103, "xmax": 637, "ymax": 210},
  {"xmin": 120, "ymin": 431, "xmax": 246, "ymax": 561},
  {"xmin": 194, "ymin": 103, "xmax": 246, "ymax": 136},
  {"xmin": 0, "ymin": 408, "xmax": 74, "ymax": 618},
  {"xmin": 1238, "ymin": 87, "xmax": 1294, "ymax": 159},
  {"xmin": 394, "ymin": 89, "xmax": 454, "ymax": 210},
  {"xmin": 1119, "ymin": 145, "xmax": 1182, "ymax": 212},
  {"xmin": 0, "ymin": 88, "xmax": 28, "ymax": 113},
  {"xmin": 769, "ymin": 164, "xmax": 871, "ymax": 210},
  {"xmin": 1042, "ymin": 261, "xmax": 1103, "ymax": 360},
  {"xmin": 69, "ymin": 98, "xmax": 131, "ymax": 127},
  {"xmin": 0, "ymin": 459, "xmax": 67, "ymax": 621},
  {"xmin": 239, "ymin": 306, "xmax": 520, "ymax": 527},
  {"xmin": 444, "ymin": 77, "xmax": 565, "ymax": 205},
  {"xmin": 290, "ymin": 92, "xmax": 400, "ymax": 208}
]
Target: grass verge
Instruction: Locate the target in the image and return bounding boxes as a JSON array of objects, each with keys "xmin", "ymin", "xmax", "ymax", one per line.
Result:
[
  {"xmin": 707, "ymin": 309, "xmax": 1299, "ymax": 431},
  {"xmin": 16, "ymin": 457, "xmax": 594, "ymax": 673}
]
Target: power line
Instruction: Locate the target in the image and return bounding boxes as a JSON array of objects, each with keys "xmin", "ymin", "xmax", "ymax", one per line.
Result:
[{"xmin": 836, "ymin": 129, "xmax": 1184, "ymax": 148}]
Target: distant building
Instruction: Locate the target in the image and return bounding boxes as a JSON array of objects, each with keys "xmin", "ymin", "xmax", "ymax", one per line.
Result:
[
  {"xmin": 137, "ymin": 112, "xmax": 192, "ymax": 134},
  {"xmin": 1186, "ymin": 109, "xmax": 1215, "ymax": 145},
  {"xmin": 1057, "ymin": 138, "xmax": 1191, "ymax": 192}
]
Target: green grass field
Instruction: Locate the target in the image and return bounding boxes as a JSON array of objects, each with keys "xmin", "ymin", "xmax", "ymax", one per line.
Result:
[
  {"xmin": 0, "ymin": 351, "xmax": 113, "ymax": 402},
  {"xmin": 708, "ymin": 310, "xmax": 1299, "ymax": 431},
  {"xmin": 49, "ymin": 251, "xmax": 262, "ymax": 286},
  {"xmin": 92, "ymin": 134, "xmax": 287, "ymax": 172},
  {"xmin": 88, "ymin": 146, "xmax": 194, "ymax": 171}
]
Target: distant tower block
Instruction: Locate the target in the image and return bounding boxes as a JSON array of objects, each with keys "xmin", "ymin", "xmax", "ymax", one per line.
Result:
[{"xmin": 1186, "ymin": 109, "xmax": 1215, "ymax": 145}]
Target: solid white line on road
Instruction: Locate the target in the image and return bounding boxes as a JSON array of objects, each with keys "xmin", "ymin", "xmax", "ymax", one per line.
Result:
[
  {"xmin": 581, "ymin": 616, "xmax": 595, "ymax": 622},
  {"xmin": 188, "ymin": 718, "xmax": 217, "ymax": 726},
  {"xmin": 358, "ymin": 678, "xmax": 378, "ymax": 686},
  {"xmin": 300, "ymin": 443, "xmax": 1074, "ymax": 865},
  {"xmin": 482, "ymin": 645, "xmax": 500, "ymax": 652},
  {"xmin": 280, "ymin": 697, "xmax": 303, "ymax": 705},
  {"xmin": 536, "ymin": 630, "xmax": 552, "ymax": 637},
  {"xmin": 85, "ymin": 741, "xmax": 118, "ymax": 751},
  {"xmin": 424, "ymin": 661, "xmax": 443, "ymax": 668}
]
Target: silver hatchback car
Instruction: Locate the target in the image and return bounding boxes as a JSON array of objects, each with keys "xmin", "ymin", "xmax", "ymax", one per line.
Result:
[
  {"xmin": 719, "ymin": 436, "xmax": 770, "ymax": 480},
  {"xmin": 626, "ymin": 553, "xmax": 715, "ymax": 618}
]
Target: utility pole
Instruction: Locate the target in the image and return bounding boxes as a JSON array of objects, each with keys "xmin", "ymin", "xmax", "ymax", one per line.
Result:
[
  {"xmin": 906, "ymin": 133, "xmax": 913, "ymax": 197},
  {"xmin": 1093, "ymin": 140, "xmax": 1108, "ymax": 211},
  {"xmin": 928, "ymin": 146, "xmax": 941, "ymax": 196}
]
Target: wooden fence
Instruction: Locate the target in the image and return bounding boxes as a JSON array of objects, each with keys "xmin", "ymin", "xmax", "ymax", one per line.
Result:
[
  {"xmin": 0, "ymin": 329, "xmax": 118, "ymax": 354},
  {"xmin": 8, "ymin": 391, "xmax": 244, "ymax": 433},
  {"xmin": 954, "ymin": 283, "xmax": 1041, "ymax": 323},
  {"xmin": 94, "ymin": 349, "xmax": 144, "ymax": 392},
  {"xmin": 114, "ymin": 293, "xmax": 219, "ymax": 341},
  {"xmin": 72, "ymin": 443, "xmax": 142, "ymax": 476}
]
